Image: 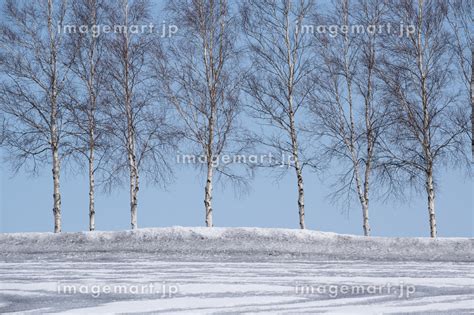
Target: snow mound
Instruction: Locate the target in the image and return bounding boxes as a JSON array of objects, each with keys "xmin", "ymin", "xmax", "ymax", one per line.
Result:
[{"xmin": 0, "ymin": 227, "xmax": 472, "ymax": 262}]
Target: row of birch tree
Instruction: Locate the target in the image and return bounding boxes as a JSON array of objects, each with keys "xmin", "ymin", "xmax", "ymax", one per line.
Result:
[{"xmin": 0, "ymin": 0, "xmax": 471, "ymax": 237}]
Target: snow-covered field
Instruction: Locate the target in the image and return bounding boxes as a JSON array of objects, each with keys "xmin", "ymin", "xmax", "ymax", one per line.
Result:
[{"xmin": 0, "ymin": 227, "xmax": 473, "ymax": 314}]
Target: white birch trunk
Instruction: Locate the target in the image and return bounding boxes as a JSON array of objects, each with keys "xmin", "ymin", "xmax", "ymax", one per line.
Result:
[
  {"xmin": 204, "ymin": 163, "xmax": 213, "ymax": 227},
  {"xmin": 127, "ymin": 102, "xmax": 139, "ymax": 229},
  {"xmin": 52, "ymin": 143, "xmax": 61, "ymax": 233},
  {"xmin": 426, "ymin": 168, "xmax": 437, "ymax": 237},
  {"xmin": 48, "ymin": 0, "xmax": 61, "ymax": 233},
  {"xmin": 127, "ymin": 113, "xmax": 138, "ymax": 230},
  {"xmin": 286, "ymin": 8, "xmax": 306, "ymax": 229},
  {"xmin": 289, "ymin": 105, "xmax": 305, "ymax": 229},
  {"xmin": 87, "ymin": 48, "xmax": 96, "ymax": 232},
  {"xmin": 418, "ymin": 0, "xmax": 437, "ymax": 238},
  {"xmin": 361, "ymin": 201, "xmax": 370, "ymax": 236},
  {"xmin": 353, "ymin": 167, "xmax": 370, "ymax": 236},
  {"xmin": 204, "ymin": 100, "xmax": 215, "ymax": 227},
  {"xmin": 340, "ymin": 2, "xmax": 372, "ymax": 236},
  {"xmin": 88, "ymin": 143, "xmax": 95, "ymax": 231},
  {"xmin": 362, "ymin": 165, "xmax": 371, "ymax": 236},
  {"xmin": 295, "ymin": 160, "xmax": 305, "ymax": 229},
  {"xmin": 122, "ymin": 1, "xmax": 139, "ymax": 230},
  {"xmin": 87, "ymin": 1, "xmax": 97, "ymax": 232},
  {"xmin": 129, "ymin": 163, "xmax": 139, "ymax": 230},
  {"xmin": 361, "ymin": 39, "xmax": 374, "ymax": 237}
]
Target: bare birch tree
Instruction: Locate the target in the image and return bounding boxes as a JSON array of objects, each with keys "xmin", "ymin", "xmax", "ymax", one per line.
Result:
[
  {"xmin": 0, "ymin": 0, "xmax": 72, "ymax": 233},
  {"xmin": 66, "ymin": 0, "xmax": 108, "ymax": 231},
  {"xmin": 160, "ymin": 0, "xmax": 249, "ymax": 227},
  {"xmin": 379, "ymin": 0, "xmax": 470, "ymax": 237},
  {"xmin": 241, "ymin": 0, "xmax": 316, "ymax": 229},
  {"xmin": 309, "ymin": 0, "xmax": 390, "ymax": 236},
  {"xmin": 103, "ymin": 0, "xmax": 177, "ymax": 229}
]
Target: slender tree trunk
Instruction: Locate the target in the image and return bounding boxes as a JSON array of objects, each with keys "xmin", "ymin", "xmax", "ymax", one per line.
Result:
[
  {"xmin": 426, "ymin": 167, "xmax": 437, "ymax": 237},
  {"xmin": 50, "ymin": 73, "xmax": 61, "ymax": 233},
  {"xmin": 204, "ymin": 162, "xmax": 214, "ymax": 227},
  {"xmin": 349, "ymin": 108, "xmax": 372, "ymax": 236},
  {"xmin": 87, "ymin": 63, "xmax": 96, "ymax": 231},
  {"xmin": 357, "ymin": 157, "xmax": 372, "ymax": 237},
  {"xmin": 88, "ymin": 143, "xmax": 95, "ymax": 231},
  {"xmin": 362, "ymin": 148, "xmax": 372, "ymax": 236},
  {"xmin": 48, "ymin": 0, "xmax": 61, "ymax": 233},
  {"xmin": 362, "ymin": 39, "xmax": 374, "ymax": 237},
  {"xmin": 128, "ymin": 127, "xmax": 138, "ymax": 229},
  {"xmin": 417, "ymin": 0, "xmax": 437, "ymax": 238},
  {"xmin": 362, "ymin": 165, "xmax": 371, "ymax": 236},
  {"xmin": 204, "ymin": 98, "xmax": 215, "ymax": 227},
  {"xmin": 354, "ymin": 167, "xmax": 370, "ymax": 236},
  {"xmin": 287, "ymin": 9, "xmax": 305, "ymax": 229},
  {"xmin": 289, "ymin": 107, "xmax": 305, "ymax": 229},
  {"xmin": 129, "ymin": 162, "xmax": 139, "ymax": 230},
  {"xmin": 361, "ymin": 200, "xmax": 370, "ymax": 236},
  {"xmin": 52, "ymin": 143, "xmax": 62, "ymax": 233},
  {"xmin": 422, "ymin": 89, "xmax": 436, "ymax": 238},
  {"xmin": 285, "ymin": 9, "xmax": 305, "ymax": 229},
  {"xmin": 88, "ymin": 1, "xmax": 97, "ymax": 232},
  {"xmin": 122, "ymin": 1, "xmax": 139, "ymax": 230},
  {"xmin": 294, "ymin": 160, "xmax": 305, "ymax": 229},
  {"xmin": 340, "ymin": 4, "xmax": 372, "ymax": 235},
  {"xmin": 126, "ymin": 98, "xmax": 138, "ymax": 229},
  {"xmin": 349, "ymin": 92, "xmax": 370, "ymax": 236},
  {"xmin": 353, "ymin": 157, "xmax": 370, "ymax": 236}
]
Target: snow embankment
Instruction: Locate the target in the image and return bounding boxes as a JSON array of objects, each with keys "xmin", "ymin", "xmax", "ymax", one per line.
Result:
[{"xmin": 0, "ymin": 227, "xmax": 472, "ymax": 262}]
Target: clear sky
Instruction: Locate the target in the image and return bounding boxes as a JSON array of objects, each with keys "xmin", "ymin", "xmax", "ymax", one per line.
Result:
[{"xmin": 0, "ymin": 0, "xmax": 472, "ymax": 237}]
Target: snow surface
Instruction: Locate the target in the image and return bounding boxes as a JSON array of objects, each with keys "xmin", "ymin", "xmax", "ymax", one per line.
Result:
[
  {"xmin": 1, "ymin": 226, "xmax": 472, "ymax": 261},
  {"xmin": 0, "ymin": 227, "xmax": 473, "ymax": 314}
]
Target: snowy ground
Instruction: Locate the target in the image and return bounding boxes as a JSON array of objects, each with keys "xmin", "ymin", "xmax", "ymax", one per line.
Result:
[{"xmin": 0, "ymin": 227, "xmax": 473, "ymax": 314}]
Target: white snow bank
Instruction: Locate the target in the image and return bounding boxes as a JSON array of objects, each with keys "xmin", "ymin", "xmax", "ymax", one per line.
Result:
[{"xmin": 0, "ymin": 227, "xmax": 472, "ymax": 262}]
